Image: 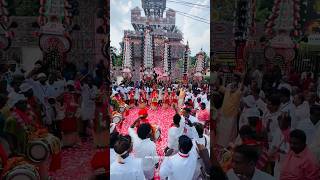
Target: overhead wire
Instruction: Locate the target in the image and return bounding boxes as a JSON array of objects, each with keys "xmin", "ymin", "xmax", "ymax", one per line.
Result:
[{"xmin": 167, "ymin": 0, "xmax": 210, "ymax": 8}]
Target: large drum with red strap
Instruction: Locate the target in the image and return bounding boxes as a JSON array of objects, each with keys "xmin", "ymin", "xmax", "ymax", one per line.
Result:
[
  {"xmin": 3, "ymin": 163, "xmax": 40, "ymax": 180},
  {"xmin": 26, "ymin": 134, "xmax": 61, "ymax": 163},
  {"xmin": 112, "ymin": 112, "xmax": 123, "ymax": 124}
]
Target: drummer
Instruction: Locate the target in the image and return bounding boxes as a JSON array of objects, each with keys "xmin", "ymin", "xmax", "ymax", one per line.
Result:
[
  {"xmin": 137, "ymin": 108, "xmax": 149, "ymax": 125},
  {"xmin": 4, "ymin": 93, "xmax": 33, "ymax": 154},
  {"xmin": 128, "ymin": 118, "xmax": 159, "ymax": 180}
]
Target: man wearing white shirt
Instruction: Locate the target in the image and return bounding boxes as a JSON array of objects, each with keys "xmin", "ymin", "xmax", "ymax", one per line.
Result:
[
  {"xmin": 263, "ymin": 95, "xmax": 282, "ymax": 145},
  {"xmin": 279, "ymin": 88, "xmax": 294, "ymax": 118},
  {"xmin": 80, "ymin": 77, "xmax": 98, "ymax": 137},
  {"xmin": 110, "ymin": 135, "xmax": 145, "ymax": 180},
  {"xmin": 110, "ymin": 126, "xmax": 119, "ymax": 165},
  {"xmin": 193, "ymin": 123, "xmax": 210, "ymax": 180},
  {"xmin": 166, "ymin": 114, "xmax": 184, "ymax": 154},
  {"xmin": 181, "ymin": 107, "xmax": 199, "ymax": 139},
  {"xmin": 227, "ymin": 145, "xmax": 275, "ymax": 180},
  {"xmin": 128, "ymin": 119, "xmax": 159, "ymax": 180},
  {"xmin": 160, "ymin": 135, "xmax": 198, "ymax": 180}
]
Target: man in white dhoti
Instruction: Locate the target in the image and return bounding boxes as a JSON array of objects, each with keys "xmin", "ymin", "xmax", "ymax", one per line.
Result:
[
  {"xmin": 110, "ymin": 135, "xmax": 145, "ymax": 180},
  {"xmin": 80, "ymin": 77, "xmax": 98, "ymax": 138},
  {"xmin": 166, "ymin": 114, "xmax": 184, "ymax": 154},
  {"xmin": 292, "ymin": 93, "xmax": 315, "ymax": 144},
  {"xmin": 160, "ymin": 135, "xmax": 198, "ymax": 180}
]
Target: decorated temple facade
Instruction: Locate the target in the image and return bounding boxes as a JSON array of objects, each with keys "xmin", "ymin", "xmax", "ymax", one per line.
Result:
[
  {"xmin": 121, "ymin": 0, "xmax": 186, "ymax": 81},
  {"xmin": 0, "ymin": 0, "xmax": 104, "ymax": 74}
]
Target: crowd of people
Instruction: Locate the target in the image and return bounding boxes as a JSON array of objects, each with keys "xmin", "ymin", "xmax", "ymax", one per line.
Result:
[
  {"xmin": 0, "ymin": 60, "xmax": 108, "ymax": 179},
  {"xmin": 211, "ymin": 64, "xmax": 320, "ymax": 180},
  {"xmin": 109, "ymin": 81, "xmax": 215, "ymax": 180}
]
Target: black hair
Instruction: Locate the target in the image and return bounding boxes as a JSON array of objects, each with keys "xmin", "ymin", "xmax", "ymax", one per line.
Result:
[
  {"xmin": 239, "ymin": 125, "xmax": 256, "ymax": 139},
  {"xmin": 137, "ymin": 123, "xmax": 152, "ymax": 140},
  {"xmin": 173, "ymin": 114, "xmax": 181, "ymax": 125},
  {"xmin": 94, "ymin": 174, "xmax": 108, "ymax": 180},
  {"xmin": 279, "ymin": 88, "xmax": 291, "ymax": 98},
  {"xmin": 194, "ymin": 123, "xmax": 204, "ymax": 138},
  {"xmin": 310, "ymin": 105, "xmax": 320, "ymax": 115},
  {"xmin": 200, "ymin": 102, "xmax": 206, "ymax": 108},
  {"xmin": 0, "ymin": 94, "xmax": 8, "ymax": 108},
  {"xmin": 290, "ymin": 129, "xmax": 306, "ymax": 144},
  {"xmin": 248, "ymin": 117, "xmax": 259, "ymax": 127},
  {"xmin": 110, "ymin": 131, "xmax": 119, "ymax": 148},
  {"xmin": 234, "ymin": 145, "xmax": 259, "ymax": 163},
  {"xmin": 296, "ymin": 93, "xmax": 305, "ymax": 103},
  {"xmin": 268, "ymin": 94, "xmax": 281, "ymax": 106},
  {"xmin": 178, "ymin": 135, "xmax": 193, "ymax": 154},
  {"xmin": 114, "ymin": 135, "xmax": 132, "ymax": 155},
  {"xmin": 184, "ymin": 107, "xmax": 191, "ymax": 113}
]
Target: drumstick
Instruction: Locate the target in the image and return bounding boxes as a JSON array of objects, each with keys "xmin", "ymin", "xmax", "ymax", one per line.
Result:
[{"xmin": 79, "ymin": 73, "xmax": 89, "ymax": 82}]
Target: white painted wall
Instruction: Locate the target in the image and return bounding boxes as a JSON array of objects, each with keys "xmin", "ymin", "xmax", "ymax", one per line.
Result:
[{"xmin": 21, "ymin": 47, "xmax": 42, "ymax": 73}]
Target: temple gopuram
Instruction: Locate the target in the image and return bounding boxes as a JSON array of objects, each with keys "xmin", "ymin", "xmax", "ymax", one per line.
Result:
[{"xmin": 121, "ymin": 0, "xmax": 186, "ymax": 81}]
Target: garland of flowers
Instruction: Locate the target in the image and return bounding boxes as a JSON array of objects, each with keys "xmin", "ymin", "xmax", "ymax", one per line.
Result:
[{"xmin": 265, "ymin": 0, "xmax": 301, "ymax": 37}]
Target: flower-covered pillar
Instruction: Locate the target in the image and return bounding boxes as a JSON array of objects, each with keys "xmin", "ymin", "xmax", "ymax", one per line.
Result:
[
  {"xmin": 264, "ymin": 0, "xmax": 300, "ymax": 73},
  {"xmin": 194, "ymin": 49, "xmax": 205, "ymax": 82},
  {"xmin": 183, "ymin": 41, "xmax": 190, "ymax": 84},
  {"xmin": 36, "ymin": 0, "xmax": 79, "ymax": 73},
  {"xmin": 122, "ymin": 35, "xmax": 132, "ymax": 79},
  {"xmin": 0, "ymin": 0, "xmax": 17, "ymax": 51},
  {"xmin": 161, "ymin": 37, "xmax": 170, "ymax": 82},
  {"xmin": 143, "ymin": 27, "xmax": 154, "ymax": 81}
]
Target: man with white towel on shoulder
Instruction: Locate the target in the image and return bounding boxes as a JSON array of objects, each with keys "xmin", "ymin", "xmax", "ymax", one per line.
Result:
[
  {"xmin": 110, "ymin": 134, "xmax": 145, "ymax": 180},
  {"xmin": 128, "ymin": 118, "xmax": 159, "ymax": 180}
]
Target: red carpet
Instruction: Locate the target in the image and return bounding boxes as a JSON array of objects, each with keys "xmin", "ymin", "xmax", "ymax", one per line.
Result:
[
  {"xmin": 117, "ymin": 107, "xmax": 176, "ymax": 178},
  {"xmin": 49, "ymin": 140, "xmax": 95, "ymax": 180},
  {"xmin": 117, "ymin": 107, "xmax": 175, "ymax": 157},
  {"xmin": 49, "ymin": 107, "xmax": 175, "ymax": 179}
]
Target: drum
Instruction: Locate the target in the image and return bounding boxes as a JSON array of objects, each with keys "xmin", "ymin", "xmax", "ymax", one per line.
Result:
[
  {"xmin": 112, "ymin": 113, "xmax": 123, "ymax": 124},
  {"xmin": 119, "ymin": 106, "xmax": 125, "ymax": 113},
  {"xmin": 26, "ymin": 134, "xmax": 61, "ymax": 163},
  {"xmin": 3, "ymin": 163, "xmax": 40, "ymax": 180},
  {"xmin": 151, "ymin": 125, "xmax": 161, "ymax": 141}
]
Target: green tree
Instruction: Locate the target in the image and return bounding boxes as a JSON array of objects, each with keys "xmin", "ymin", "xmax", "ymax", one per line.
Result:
[
  {"xmin": 255, "ymin": 0, "xmax": 274, "ymax": 22},
  {"xmin": 10, "ymin": 0, "xmax": 40, "ymax": 16}
]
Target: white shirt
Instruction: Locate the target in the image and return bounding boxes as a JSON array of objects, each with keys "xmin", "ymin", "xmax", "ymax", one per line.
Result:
[
  {"xmin": 270, "ymin": 128, "xmax": 290, "ymax": 154},
  {"xmin": 262, "ymin": 110, "xmax": 281, "ymax": 144},
  {"xmin": 167, "ymin": 126, "xmax": 184, "ymax": 150},
  {"xmin": 128, "ymin": 127, "xmax": 159, "ymax": 171},
  {"xmin": 110, "ymin": 148, "xmax": 117, "ymax": 165},
  {"xmin": 280, "ymin": 101, "xmax": 295, "ymax": 119},
  {"xmin": 110, "ymin": 155, "xmax": 145, "ymax": 180},
  {"xmin": 181, "ymin": 116, "xmax": 199, "ymax": 139},
  {"xmin": 277, "ymin": 83, "xmax": 292, "ymax": 93},
  {"xmin": 160, "ymin": 148, "xmax": 198, "ymax": 180},
  {"xmin": 227, "ymin": 168, "xmax": 275, "ymax": 180},
  {"xmin": 196, "ymin": 135, "xmax": 210, "ymax": 154},
  {"xmin": 47, "ymin": 80, "xmax": 65, "ymax": 98},
  {"xmin": 81, "ymin": 84, "xmax": 97, "ymax": 107},
  {"xmin": 25, "ymin": 79, "xmax": 49, "ymax": 106}
]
